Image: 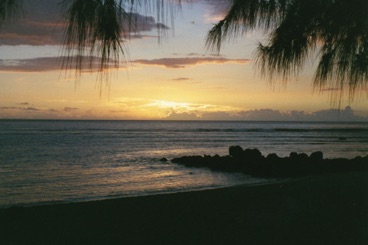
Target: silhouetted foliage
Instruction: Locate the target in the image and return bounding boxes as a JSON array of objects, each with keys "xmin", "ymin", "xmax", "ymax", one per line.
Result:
[
  {"xmin": 0, "ymin": 0, "xmax": 23, "ymax": 26},
  {"xmin": 61, "ymin": 0, "xmax": 126, "ymax": 73},
  {"xmin": 206, "ymin": 0, "xmax": 368, "ymax": 99},
  {"xmin": 0, "ymin": 0, "xmax": 184, "ymax": 77},
  {"xmin": 60, "ymin": 0, "xmax": 179, "ymax": 76}
]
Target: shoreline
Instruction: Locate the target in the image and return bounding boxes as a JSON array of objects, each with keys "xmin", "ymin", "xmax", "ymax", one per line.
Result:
[
  {"xmin": 0, "ymin": 176, "xmax": 278, "ymax": 210},
  {"xmin": 0, "ymin": 176, "xmax": 284, "ymax": 210},
  {"xmin": 1, "ymin": 171, "xmax": 367, "ymax": 244}
]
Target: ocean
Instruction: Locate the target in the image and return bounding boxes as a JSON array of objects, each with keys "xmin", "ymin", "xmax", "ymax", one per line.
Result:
[{"xmin": 0, "ymin": 120, "xmax": 367, "ymax": 208}]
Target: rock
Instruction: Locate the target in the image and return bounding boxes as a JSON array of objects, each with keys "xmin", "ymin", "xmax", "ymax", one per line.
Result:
[
  {"xmin": 171, "ymin": 156, "xmax": 204, "ymax": 166},
  {"xmin": 289, "ymin": 152, "xmax": 299, "ymax": 160},
  {"xmin": 229, "ymin": 145, "xmax": 244, "ymax": 158},
  {"xmin": 266, "ymin": 153, "xmax": 280, "ymax": 161},
  {"xmin": 310, "ymin": 151, "xmax": 323, "ymax": 161},
  {"xmin": 159, "ymin": 158, "xmax": 168, "ymax": 162},
  {"xmin": 243, "ymin": 148, "xmax": 263, "ymax": 161},
  {"xmin": 171, "ymin": 147, "xmax": 367, "ymax": 178},
  {"xmin": 296, "ymin": 153, "xmax": 309, "ymax": 162}
]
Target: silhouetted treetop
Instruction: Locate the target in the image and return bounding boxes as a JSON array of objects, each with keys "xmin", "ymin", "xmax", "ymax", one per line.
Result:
[{"xmin": 206, "ymin": 0, "xmax": 368, "ymax": 99}]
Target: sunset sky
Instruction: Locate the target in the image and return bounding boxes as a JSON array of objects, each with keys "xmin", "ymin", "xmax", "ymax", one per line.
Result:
[{"xmin": 1, "ymin": 0, "xmax": 367, "ymax": 121}]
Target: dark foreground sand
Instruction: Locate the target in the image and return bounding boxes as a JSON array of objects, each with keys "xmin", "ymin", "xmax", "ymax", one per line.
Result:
[{"xmin": 1, "ymin": 171, "xmax": 367, "ymax": 245}]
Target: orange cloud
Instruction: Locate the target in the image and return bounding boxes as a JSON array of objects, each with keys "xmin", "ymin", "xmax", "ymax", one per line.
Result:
[
  {"xmin": 133, "ymin": 57, "xmax": 250, "ymax": 68},
  {"xmin": 0, "ymin": 56, "xmax": 122, "ymax": 72}
]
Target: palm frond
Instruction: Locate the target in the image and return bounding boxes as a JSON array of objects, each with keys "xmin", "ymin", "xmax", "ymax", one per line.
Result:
[
  {"xmin": 0, "ymin": 0, "xmax": 23, "ymax": 26},
  {"xmin": 61, "ymin": 0, "xmax": 128, "ymax": 75},
  {"xmin": 61, "ymin": 0, "xmax": 186, "ymax": 78},
  {"xmin": 206, "ymin": 0, "xmax": 286, "ymax": 52},
  {"xmin": 206, "ymin": 0, "xmax": 368, "ymax": 100}
]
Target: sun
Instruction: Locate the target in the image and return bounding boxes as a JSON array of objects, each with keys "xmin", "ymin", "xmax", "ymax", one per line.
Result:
[{"xmin": 148, "ymin": 100, "xmax": 191, "ymax": 110}]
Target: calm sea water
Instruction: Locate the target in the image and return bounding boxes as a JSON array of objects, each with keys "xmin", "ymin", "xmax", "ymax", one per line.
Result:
[{"xmin": 0, "ymin": 120, "xmax": 367, "ymax": 208}]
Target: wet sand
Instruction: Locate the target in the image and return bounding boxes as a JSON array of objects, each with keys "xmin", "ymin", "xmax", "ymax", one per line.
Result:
[{"xmin": 1, "ymin": 171, "xmax": 367, "ymax": 245}]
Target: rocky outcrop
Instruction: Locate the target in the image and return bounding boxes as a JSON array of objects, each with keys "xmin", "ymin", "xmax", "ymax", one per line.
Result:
[{"xmin": 171, "ymin": 146, "xmax": 368, "ymax": 178}]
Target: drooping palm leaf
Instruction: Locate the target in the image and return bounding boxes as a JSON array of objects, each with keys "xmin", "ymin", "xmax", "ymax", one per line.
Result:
[
  {"xmin": 207, "ymin": 0, "xmax": 368, "ymax": 99},
  {"xmin": 0, "ymin": 0, "xmax": 23, "ymax": 26},
  {"xmin": 61, "ymin": 0, "xmax": 184, "ymax": 77},
  {"xmin": 1, "ymin": 0, "xmax": 186, "ymax": 77},
  {"xmin": 206, "ymin": 0, "xmax": 287, "ymax": 52},
  {"xmin": 61, "ymin": 0, "xmax": 128, "ymax": 75}
]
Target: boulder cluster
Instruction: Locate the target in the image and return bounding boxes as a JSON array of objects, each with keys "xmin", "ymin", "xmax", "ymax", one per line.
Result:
[{"xmin": 171, "ymin": 146, "xmax": 368, "ymax": 178}]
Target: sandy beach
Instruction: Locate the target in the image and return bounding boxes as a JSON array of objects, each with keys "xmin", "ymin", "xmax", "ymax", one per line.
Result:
[{"xmin": 1, "ymin": 171, "xmax": 367, "ymax": 245}]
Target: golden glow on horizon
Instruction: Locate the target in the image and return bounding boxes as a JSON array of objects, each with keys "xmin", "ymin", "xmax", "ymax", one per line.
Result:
[
  {"xmin": 1, "ymin": 67, "xmax": 368, "ymax": 120},
  {"xmin": 146, "ymin": 100, "xmax": 191, "ymax": 110}
]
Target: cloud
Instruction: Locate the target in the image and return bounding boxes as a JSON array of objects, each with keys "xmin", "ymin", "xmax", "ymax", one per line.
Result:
[
  {"xmin": 311, "ymin": 106, "xmax": 357, "ymax": 121},
  {"xmin": 112, "ymin": 97, "xmax": 152, "ymax": 107},
  {"xmin": 64, "ymin": 107, "xmax": 79, "ymax": 112},
  {"xmin": 201, "ymin": 0, "xmax": 232, "ymax": 23},
  {"xmin": 0, "ymin": 106, "xmax": 41, "ymax": 112},
  {"xmin": 164, "ymin": 106, "xmax": 368, "ymax": 122},
  {"xmin": 170, "ymin": 77, "xmax": 201, "ymax": 84},
  {"xmin": 22, "ymin": 107, "xmax": 40, "ymax": 111},
  {"xmin": 0, "ymin": 101, "xmax": 85, "ymax": 119},
  {"xmin": 171, "ymin": 77, "xmax": 193, "ymax": 82},
  {"xmin": 164, "ymin": 110, "xmax": 238, "ymax": 121},
  {"xmin": 0, "ymin": 57, "xmax": 62, "ymax": 72},
  {"xmin": 0, "ymin": 56, "xmax": 124, "ymax": 72},
  {"xmin": 130, "ymin": 15, "xmax": 169, "ymax": 32},
  {"xmin": 0, "ymin": 103, "xmax": 86, "ymax": 119},
  {"xmin": 0, "ymin": 0, "xmax": 168, "ymax": 46},
  {"xmin": 319, "ymin": 87, "xmax": 342, "ymax": 92},
  {"xmin": 187, "ymin": 53, "xmax": 201, "ymax": 56},
  {"xmin": 133, "ymin": 57, "xmax": 250, "ymax": 68},
  {"xmin": 164, "ymin": 111, "xmax": 200, "ymax": 120},
  {"xmin": 127, "ymin": 34, "xmax": 159, "ymax": 39},
  {"xmin": 237, "ymin": 109, "xmax": 288, "ymax": 121},
  {"xmin": 0, "ymin": 0, "xmax": 65, "ymax": 46},
  {"xmin": 200, "ymin": 111, "xmax": 238, "ymax": 120},
  {"xmin": 0, "ymin": 106, "xmax": 18, "ymax": 110}
]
